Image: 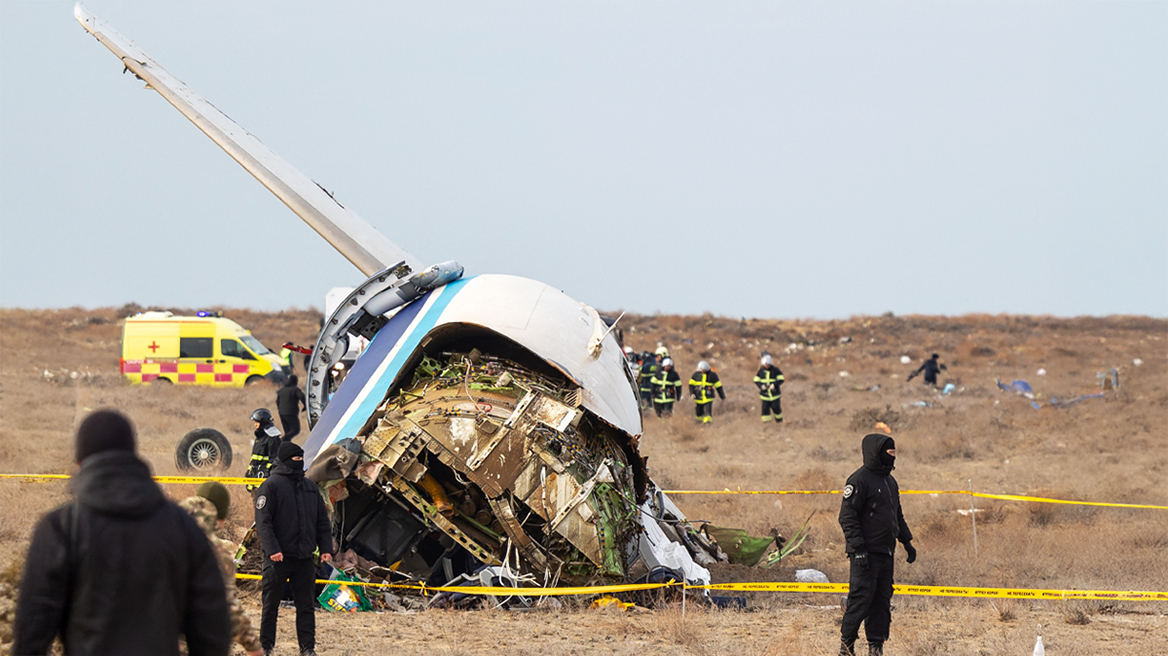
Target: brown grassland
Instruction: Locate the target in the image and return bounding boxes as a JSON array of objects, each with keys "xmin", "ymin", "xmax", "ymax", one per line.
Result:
[{"xmin": 0, "ymin": 306, "xmax": 1165, "ymax": 655}]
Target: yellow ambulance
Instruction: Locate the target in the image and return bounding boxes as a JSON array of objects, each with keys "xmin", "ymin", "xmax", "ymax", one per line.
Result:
[{"xmin": 120, "ymin": 311, "xmax": 289, "ymax": 386}]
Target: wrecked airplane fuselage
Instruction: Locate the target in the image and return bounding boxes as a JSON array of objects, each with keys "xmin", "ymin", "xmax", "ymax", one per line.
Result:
[{"xmin": 302, "ymin": 274, "xmax": 660, "ymax": 583}]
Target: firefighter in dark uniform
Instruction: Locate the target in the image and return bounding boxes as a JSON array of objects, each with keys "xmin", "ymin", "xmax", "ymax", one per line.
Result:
[
  {"xmin": 687, "ymin": 361, "xmax": 725, "ymax": 424},
  {"xmin": 638, "ymin": 352, "xmax": 661, "ymax": 413},
  {"xmin": 907, "ymin": 353, "xmax": 947, "ymax": 387},
  {"xmin": 245, "ymin": 408, "xmax": 281, "ymax": 492},
  {"xmin": 255, "ymin": 442, "xmax": 333, "ymax": 656},
  {"xmin": 837, "ymin": 433, "xmax": 917, "ymax": 656},
  {"xmin": 649, "ymin": 358, "xmax": 683, "ymax": 417},
  {"xmin": 754, "ymin": 354, "xmax": 785, "ymax": 423}
]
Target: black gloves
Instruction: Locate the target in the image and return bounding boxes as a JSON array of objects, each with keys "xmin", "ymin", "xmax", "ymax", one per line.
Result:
[
  {"xmin": 852, "ymin": 551, "xmax": 869, "ymax": 570},
  {"xmin": 903, "ymin": 542, "xmax": 917, "ymax": 564}
]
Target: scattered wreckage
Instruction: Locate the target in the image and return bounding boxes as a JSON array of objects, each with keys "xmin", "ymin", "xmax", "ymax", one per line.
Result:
[{"xmin": 76, "ymin": 7, "xmax": 806, "ymax": 608}]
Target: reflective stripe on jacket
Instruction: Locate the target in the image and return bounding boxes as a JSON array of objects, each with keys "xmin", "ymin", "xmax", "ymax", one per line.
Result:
[
  {"xmin": 688, "ymin": 371, "xmax": 724, "ymax": 404},
  {"xmin": 650, "ymin": 369, "xmax": 682, "ymax": 403},
  {"xmin": 754, "ymin": 365, "xmax": 785, "ymax": 401}
]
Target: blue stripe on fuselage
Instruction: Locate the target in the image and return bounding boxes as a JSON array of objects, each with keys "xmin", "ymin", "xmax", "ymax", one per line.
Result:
[{"xmin": 303, "ymin": 278, "xmax": 471, "ymax": 464}]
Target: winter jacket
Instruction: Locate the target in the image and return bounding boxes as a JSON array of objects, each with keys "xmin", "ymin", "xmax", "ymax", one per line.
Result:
[
  {"xmin": 754, "ymin": 365, "xmax": 785, "ymax": 401},
  {"xmin": 639, "ymin": 362, "xmax": 660, "ymax": 393},
  {"xmin": 275, "ymin": 385, "xmax": 306, "ymax": 416},
  {"xmin": 649, "ymin": 368, "xmax": 683, "ymax": 404},
  {"xmin": 13, "ymin": 451, "xmax": 230, "ymax": 656},
  {"xmin": 246, "ymin": 426, "xmax": 282, "ymax": 488},
  {"xmin": 254, "ymin": 461, "xmax": 334, "ymax": 560},
  {"xmin": 838, "ymin": 433, "xmax": 913, "ymax": 557},
  {"xmin": 688, "ymin": 371, "xmax": 725, "ymax": 404}
]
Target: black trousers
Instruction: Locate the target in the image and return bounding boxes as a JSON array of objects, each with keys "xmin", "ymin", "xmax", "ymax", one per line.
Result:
[
  {"xmin": 760, "ymin": 398, "xmax": 783, "ymax": 421},
  {"xmin": 841, "ymin": 552, "xmax": 895, "ymax": 644},
  {"xmin": 653, "ymin": 401, "xmax": 674, "ymax": 417},
  {"xmin": 261, "ymin": 556, "xmax": 316, "ymax": 651},
  {"xmin": 280, "ymin": 413, "xmax": 301, "ymax": 441},
  {"xmin": 694, "ymin": 402, "xmax": 712, "ymax": 420}
]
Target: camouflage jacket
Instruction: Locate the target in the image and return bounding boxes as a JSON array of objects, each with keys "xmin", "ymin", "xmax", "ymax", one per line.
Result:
[{"xmin": 180, "ymin": 496, "xmax": 262, "ymax": 653}]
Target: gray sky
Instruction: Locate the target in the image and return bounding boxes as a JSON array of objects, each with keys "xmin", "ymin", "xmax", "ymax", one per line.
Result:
[{"xmin": 2, "ymin": 1, "xmax": 1165, "ymax": 319}]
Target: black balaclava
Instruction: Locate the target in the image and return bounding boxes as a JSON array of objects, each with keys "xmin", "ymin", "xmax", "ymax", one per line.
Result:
[
  {"xmin": 75, "ymin": 409, "xmax": 136, "ymax": 463},
  {"xmin": 878, "ymin": 437, "xmax": 896, "ymax": 468}
]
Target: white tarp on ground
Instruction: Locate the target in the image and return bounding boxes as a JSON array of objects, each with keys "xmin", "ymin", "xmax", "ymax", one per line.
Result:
[{"xmin": 638, "ymin": 502, "xmax": 711, "ymax": 586}]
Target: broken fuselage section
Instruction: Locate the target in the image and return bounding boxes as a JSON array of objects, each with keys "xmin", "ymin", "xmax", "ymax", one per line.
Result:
[{"xmin": 304, "ymin": 274, "xmax": 653, "ymax": 583}]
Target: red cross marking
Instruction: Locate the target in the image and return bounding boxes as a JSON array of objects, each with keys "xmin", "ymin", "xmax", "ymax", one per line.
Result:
[{"xmin": 148, "ymin": 341, "xmax": 160, "ymax": 353}]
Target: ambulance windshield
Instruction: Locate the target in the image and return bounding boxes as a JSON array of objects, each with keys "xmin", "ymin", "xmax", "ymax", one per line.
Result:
[{"xmin": 240, "ymin": 335, "xmax": 271, "ymax": 355}]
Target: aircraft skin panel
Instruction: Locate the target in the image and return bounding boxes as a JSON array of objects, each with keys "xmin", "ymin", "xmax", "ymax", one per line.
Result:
[
  {"xmin": 304, "ymin": 275, "xmax": 641, "ymax": 465},
  {"xmin": 439, "ymin": 275, "xmax": 641, "ymax": 437},
  {"xmin": 73, "ymin": 4, "xmax": 420, "ymax": 277},
  {"xmin": 303, "ymin": 278, "xmax": 470, "ymax": 464}
]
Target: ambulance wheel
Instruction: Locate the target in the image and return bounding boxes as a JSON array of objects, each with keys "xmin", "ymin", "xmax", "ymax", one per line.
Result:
[
  {"xmin": 175, "ymin": 428, "xmax": 233, "ymax": 472},
  {"xmin": 245, "ymin": 375, "xmax": 265, "ymax": 386},
  {"xmin": 151, "ymin": 376, "xmax": 172, "ymax": 385}
]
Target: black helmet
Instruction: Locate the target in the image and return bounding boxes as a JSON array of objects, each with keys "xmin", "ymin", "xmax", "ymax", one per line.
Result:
[{"xmin": 250, "ymin": 408, "xmax": 273, "ymax": 425}]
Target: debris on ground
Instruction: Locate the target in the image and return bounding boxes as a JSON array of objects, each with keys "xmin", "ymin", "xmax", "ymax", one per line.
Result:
[{"xmin": 796, "ymin": 569, "xmax": 829, "ymax": 583}]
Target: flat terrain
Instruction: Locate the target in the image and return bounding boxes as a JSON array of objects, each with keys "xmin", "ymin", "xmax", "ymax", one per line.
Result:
[{"xmin": 1, "ymin": 307, "xmax": 1166, "ymax": 655}]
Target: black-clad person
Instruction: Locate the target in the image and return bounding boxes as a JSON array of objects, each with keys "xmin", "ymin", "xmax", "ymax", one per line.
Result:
[
  {"xmin": 837, "ymin": 433, "xmax": 917, "ymax": 656},
  {"xmin": 255, "ymin": 442, "xmax": 333, "ymax": 656}
]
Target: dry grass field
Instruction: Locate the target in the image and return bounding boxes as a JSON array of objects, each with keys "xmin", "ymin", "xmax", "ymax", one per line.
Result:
[{"xmin": 1, "ymin": 307, "xmax": 1165, "ymax": 655}]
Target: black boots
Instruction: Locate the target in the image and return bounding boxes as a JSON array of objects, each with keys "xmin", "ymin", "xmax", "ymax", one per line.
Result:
[
  {"xmin": 868, "ymin": 642, "xmax": 884, "ymax": 656},
  {"xmin": 838, "ymin": 638, "xmax": 856, "ymax": 656}
]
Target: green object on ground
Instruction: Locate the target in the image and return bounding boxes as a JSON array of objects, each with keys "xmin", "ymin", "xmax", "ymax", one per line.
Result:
[
  {"xmin": 701, "ymin": 525, "xmax": 777, "ymax": 566},
  {"xmin": 318, "ymin": 568, "xmax": 373, "ymax": 612}
]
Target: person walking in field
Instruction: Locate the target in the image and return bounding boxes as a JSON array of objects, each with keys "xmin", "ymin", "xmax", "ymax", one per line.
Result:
[
  {"xmin": 275, "ymin": 375, "xmax": 307, "ymax": 441},
  {"xmin": 246, "ymin": 408, "xmax": 282, "ymax": 492},
  {"xmin": 180, "ymin": 482, "xmax": 264, "ymax": 656},
  {"xmin": 754, "ymin": 354, "xmax": 785, "ymax": 423},
  {"xmin": 255, "ymin": 442, "xmax": 334, "ymax": 656},
  {"xmin": 687, "ymin": 361, "xmax": 725, "ymax": 424},
  {"xmin": 907, "ymin": 353, "xmax": 947, "ymax": 387},
  {"xmin": 650, "ymin": 357, "xmax": 683, "ymax": 417},
  {"xmin": 638, "ymin": 351, "xmax": 660, "ymax": 413},
  {"xmin": 13, "ymin": 409, "xmax": 230, "ymax": 656},
  {"xmin": 837, "ymin": 433, "xmax": 917, "ymax": 656}
]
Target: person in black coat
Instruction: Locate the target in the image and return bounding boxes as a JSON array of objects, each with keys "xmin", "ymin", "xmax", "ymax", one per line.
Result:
[
  {"xmin": 837, "ymin": 433, "xmax": 916, "ymax": 656},
  {"xmin": 13, "ymin": 410, "xmax": 230, "ymax": 656},
  {"xmin": 275, "ymin": 375, "xmax": 307, "ymax": 441},
  {"xmin": 245, "ymin": 408, "xmax": 282, "ymax": 492},
  {"xmin": 907, "ymin": 353, "xmax": 947, "ymax": 386},
  {"xmin": 254, "ymin": 442, "xmax": 334, "ymax": 656}
]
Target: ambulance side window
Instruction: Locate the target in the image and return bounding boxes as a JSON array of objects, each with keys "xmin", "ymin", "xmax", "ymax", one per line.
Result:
[
  {"xmin": 179, "ymin": 337, "xmax": 213, "ymax": 358},
  {"xmin": 221, "ymin": 339, "xmax": 256, "ymax": 360}
]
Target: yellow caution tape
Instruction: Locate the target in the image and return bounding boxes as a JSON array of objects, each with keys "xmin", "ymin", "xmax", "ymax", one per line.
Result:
[
  {"xmin": 0, "ymin": 473, "xmax": 264, "ymax": 485},
  {"xmin": 3, "ymin": 474, "xmax": 1163, "ymax": 509},
  {"xmin": 232, "ymin": 571, "xmax": 682, "ymax": 597},
  {"xmin": 234, "ymin": 573, "xmax": 1167, "ymax": 602},
  {"xmin": 694, "ymin": 581, "xmax": 1168, "ymax": 601},
  {"xmin": 664, "ymin": 488, "xmax": 1168, "ymax": 510}
]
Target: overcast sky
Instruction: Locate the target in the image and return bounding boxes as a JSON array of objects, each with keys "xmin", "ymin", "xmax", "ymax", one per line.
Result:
[{"xmin": 2, "ymin": 1, "xmax": 1165, "ymax": 319}]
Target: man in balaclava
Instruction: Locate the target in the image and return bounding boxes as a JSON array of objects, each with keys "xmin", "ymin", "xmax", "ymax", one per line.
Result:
[
  {"xmin": 13, "ymin": 409, "xmax": 230, "ymax": 656},
  {"xmin": 254, "ymin": 441, "xmax": 333, "ymax": 656},
  {"xmin": 837, "ymin": 433, "xmax": 917, "ymax": 656}
]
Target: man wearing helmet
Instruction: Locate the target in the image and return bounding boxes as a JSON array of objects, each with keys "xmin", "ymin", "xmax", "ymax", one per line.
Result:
[
  {"xmin": 649, "ymin": 358, "xmax": 683, "ymax": 417},
  {"xmin": 688, "ymin": 361, "xmax": 725, "ymax": 424},
  {"xmin": 754, "ymin": 354, "xmax": 785, "ymax": 423},
  {"xmin": 245, "ymin": 409, "xmax": 282, "ymax": 491}
]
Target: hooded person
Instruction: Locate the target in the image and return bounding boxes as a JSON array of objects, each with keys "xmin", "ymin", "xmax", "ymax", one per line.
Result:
[
  {"xmin": 254, "ymin": 441, "xmax": 334, "ymax": 656},
  {"xmin": 13, "ymin": 409, "xmax": 230, "ymax": 656},
  {"xmin": 837, "ymin": 434, "xmax": 917, "ymax": 656}
]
